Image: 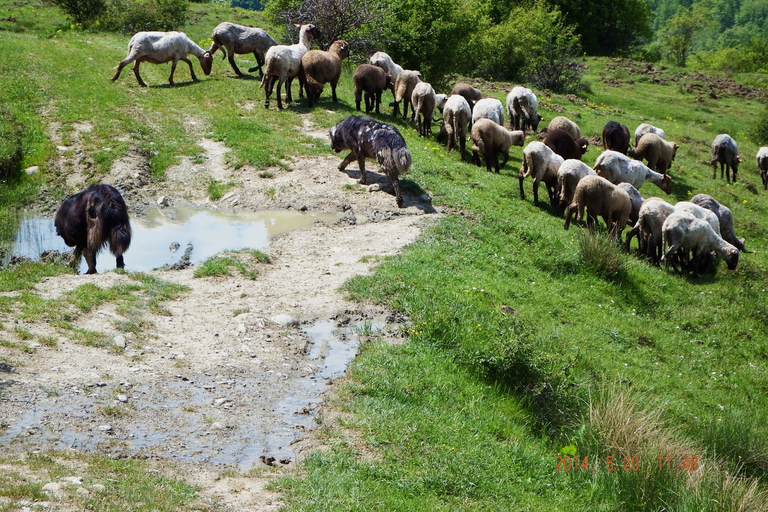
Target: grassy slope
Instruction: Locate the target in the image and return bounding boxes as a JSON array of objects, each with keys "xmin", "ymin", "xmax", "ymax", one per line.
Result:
[{"xmin": 1, "ymin": 1, "xmax": 768, "ymax": 510}]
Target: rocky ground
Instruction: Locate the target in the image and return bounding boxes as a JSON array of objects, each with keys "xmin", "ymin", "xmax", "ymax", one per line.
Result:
[{"xmin": 0, "ymin": 114, "xmax": 442, "ymax": 510}]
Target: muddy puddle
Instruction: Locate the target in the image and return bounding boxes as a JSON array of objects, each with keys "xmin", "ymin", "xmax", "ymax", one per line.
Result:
[
  {"xmin": 3, "ymin": 207, "xmax": 339, "ymax": 272},
  {"xmin": 0, "ymin": 317, "xmax": 387, "ymax": 469}
]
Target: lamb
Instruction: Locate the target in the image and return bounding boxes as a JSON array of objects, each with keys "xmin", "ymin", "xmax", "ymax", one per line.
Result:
[
  {"xmin": 662, "ymin": 211, "xmax": 739, "ymax": 277},
  {"xmin": 556, "ymin": 159, "xmax": 596, "ymax": 217},
  {"xmin": 391, "ymin": 69, "xmax": 422, "ymax": 120},
  {"xmin": 563, "ymin": 175, "xmax": 631, "ymax": 240},
  {"xmin": 451, "ymin": 83, "xmax": 482, "ymax": 111},
  {"xmin": 470, "ymin": 118, "xmax": 525, "ymax": 173},
  {"xmin": 629, "ymin": 133, "xmax": 678, "ymax": 173},
  {"xmin": 329, "ymin": 115, "xmax": 411, "ymax": 207},
  {"xmin": 519, "ymin": 141, "xmax": 564, "ymax": 207},
  {"xmin": 710, "ymin": 134, "xmax": 742, "ymax": 183},
  {"xmin": 673, "ymin": 201, "xmax": 721, "ymax": 236},
  {"xmin": 602, "ymin": 121, "xmax": 631, "ymax": 154},
  {"xmin": 411, "ymin": 81, "xmax": 437, "ymax": 137},
  {"xmin": 624, "ymin": 197, "xmax": 675, "ymax": 263},
  {"xmin": 352, "ymin": 64, "xmax": 392, "ymax": 114},
  {"xmin": 442, "ymin": 95, "xmax": 471, "ymax": 159},
  {"xmin": 594, "ymin": 150, "xmax": 673, "ymax": 194},
  {"xmin": 634, "ymin": 123, "xmax": 666, "ymax": 146},
  {"xmin": 300, "ymin": 39, "xmax": 349, "ymax": 108},
  {"xmin": 758, "ymin": 147, "xmax": 768, "ymax": 190},
  {"xmin": 208, "ymin": 22, "xmax": 277, "ymax": 77},
  {"xmin": 690, "ymin": 193, "xmax": 749, "ymax": 252},
  {"xmin": 543, "ymin": 128, "xmax": 589, "ymax": 161},
  {"xmin": 506, "ymin": 86, "xmax": 542, "ymax": 132},
  {"xmin": 260, "ymin": 24, "xmax": 321, "ymax": 110},
  {"xmin": 472, "ymin": 97, "xmax": 505, "ymax": 126},
  {"xmin": 617, "ymin": 183, "xmax": 644, "ymax": 226},
  {"xmin": 547, "ymin": 116, "xmax": 581, "ymax": 140},
  {"xmin": 369, "ymin": 51, "xmax": 403, "ymax": 91},
  {"xmin": 111, "ymin": 31, "xmax": 213, "ymax": 87}
]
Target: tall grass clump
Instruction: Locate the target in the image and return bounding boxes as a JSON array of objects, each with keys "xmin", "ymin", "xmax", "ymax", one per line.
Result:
[
  {"xmin": 700, "ymin": 409, "xmax": 768, "ymax": 479},
  {"xmin": 0, "ymin": 108, "xmax": 23, "ymax": 182},
  {"xmin": 750, "ymin": 107, "xmax": 768, "ymax": 145},
  {"xmin": 577, "ymin": 230, "xmax": 627, "ymax": 280}
]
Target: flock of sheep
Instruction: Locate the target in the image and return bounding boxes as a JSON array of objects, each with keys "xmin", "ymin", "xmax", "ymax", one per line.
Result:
[{"xmin": 109, "ymin": 23, "xmax": 768, "ymax": 278}]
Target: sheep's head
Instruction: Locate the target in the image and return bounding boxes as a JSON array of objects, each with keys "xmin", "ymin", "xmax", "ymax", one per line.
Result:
[
  {"xmin": 331, "ymin": 40, "xmax": 350, "ymax": 59},
  {"xmin": 577, "ymin": 137, "xmax": 589, "ymax": 154},
  {"xmin": 199, "ymin": 51, "xmax": 213, "ymax": 75},
  {"xmin": 725, "ymin": 248, "xmax": 740, "ymax": 270},
  {"xmin": 661, "ymin": 173, "xmax": 673, "ymax": 194}
]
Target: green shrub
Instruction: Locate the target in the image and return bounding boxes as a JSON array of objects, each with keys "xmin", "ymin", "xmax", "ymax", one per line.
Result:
[
  {"xmin": 578, "ymin": 230, "xmax": 626, "ymax": 281},
  {"xmin": 50, "ymin": 0, "xmax": 106, "ymax": 25},
  {"xmin": 100, "ymin": 0, "xmax": 188, "ymax": 33},
  {"xmin": 0, "ymin": 109, "xmax": 23, "ymax": 182},
  {"xmin": 750, "ymin": 107, "xmax": 768, "ymax": 145}
]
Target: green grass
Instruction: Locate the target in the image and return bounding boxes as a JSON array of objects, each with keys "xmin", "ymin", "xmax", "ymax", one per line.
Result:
[
  {"xmin": 1, "ymin": 0, "xmax": 768, "ymax": 509},
  {"xmin": 193, "ymin": 250, "xmax": 269, "ymax": 279}
]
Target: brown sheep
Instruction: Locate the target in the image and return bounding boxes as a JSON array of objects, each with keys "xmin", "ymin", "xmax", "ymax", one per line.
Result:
[
  {"xmin": 470, "ymin": 118, "xmax": 525, "ymax": 174},
  {"xmin": 543, "ymin": 128, "xmax": 589, "ymax": 161},
  {"xmin": 629, "ymin": 133, "xmax": 678, "ymax": 173},
  {"xmin": 391, "ymin": 70, "xmax": 422, "ymax": 119},
  {"xmin": 564, "ymin": 175, "xmax": 631, "ymax": 240},
  {"xmin": 353, "ymin": 64, "xmax": 392, "ymax": 114},
  {"xmin": 300, "ymin": 40, "xmax": 349, "ymax": 108}
]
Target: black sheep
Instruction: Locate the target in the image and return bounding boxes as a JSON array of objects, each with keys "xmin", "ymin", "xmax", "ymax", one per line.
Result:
[
  {"xmin": 602, "ymin": 121, "xmax": 631, "ymax": 154},
  {"xmin": 543, "ymin": 128, "xmax": 589, "ymax": 161}
]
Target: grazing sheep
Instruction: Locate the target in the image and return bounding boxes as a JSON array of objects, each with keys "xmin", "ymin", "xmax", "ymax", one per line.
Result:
[
  {"xmin": 208, "ymin": 22, "xmax": 277, "ymax": 77},
  {"xmin": 442, "ymin": 94, "xmax": 472, "ymax": 159},
  {"xmin": 392, "ymin": 69, "xmax": 422, "ymax": 119},
  {"xmin": 506, "ymin": 86, "xmax": 542, "ymax": 132},
  {"xmin": 547, "ymin": 116, "xmax": 581, "ymax": 140},
  {"xmin": 55, "ymin": 184, "xmax": 132, "ymax": 274},
  {"xmin": 260, "ymin": 24, "xmax": 321, "ymax": 110},
  {"xmin": 758, "ymin": 147, "xmax": 768, "ymax": 190},
  {"xmin": 472, "ymin": 97, "xmax": 505, "ymax": 126},
  {"xmin": 451, "ymin": 83, "xmax": 482, "ymax": 111},
  {"xmin": 617, "ymin": 182, "xmax": 644, "ymax": 226},
  {"xmin": 602, "ymin": 121, "xmax": 631, "ymax": 154},
  {"xmin": 543, "ymin": 128, "xmax": 589, "ymax": 161},
  {"xmin": 300, "ymin": 39, "xmax": 349, "ymax": 108},
  {"xmin": 629, "ymin": 132, "xmax": 678, "ymax": 173},
  {"xmin": 674, "ymin": 201, "xmax": 721, "ymax": 236},
  {"xmin": 111, "ymin": 31, "xmax": 213, "ymax": 87},
  {"xmin": 470, "ymin": 118, "xmax": 525, "ymax": 173},
  {"xmin": 556, "ymin": 159, "xmax": 596, "ymax": 216},
  {"xmin": 690, "ymin": 193, "xmax": 749, "ymax": 252},
  {"xmin": 710, "ymin": 134, "xmax": 742, "ymax": 183},
  {"xmin": 369, "ymin": 51, "xmax": 403, "ymax": 92},
  {"xmin": 353, "ymin": 64, "xmax": 391, "ymax": 114},
  {"xmin": 519, "ymin": 141, "xmax": 564, "ymax": 207},
  {"xmin": 411, "ymin": 81, "xmax": 437, "ymax": 137},
  {"xmin": 594, "ymin": 150, "xmax": 673, "ymax": 194},
  {"xmin": 329, "ymin": 115, "xmax": 411, "ymax": 207},
  {"xmin": 634, "ymin": 123, "xmax": 666, "ymax": 146},
  {"xmin": 662, "ymin": 211, "xmax": 739, "ymax": 277},
  {"xmin": 563, "ymin": 175, "xmax": 631, "ymax": 239},
  {"xmin": 625, "ymin": 197, "xmax": 675, "ymax": 263}
]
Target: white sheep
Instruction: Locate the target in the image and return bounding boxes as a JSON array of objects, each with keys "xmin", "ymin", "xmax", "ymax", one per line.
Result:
[
  {"xmin": 710, "ymin": 134, "xmax": 742, "ymax": 183},
  {"xmin": 506, "ymin": 86, "xmax": 542, "ymax": 132},
  {"xmin": 392, "ymin": 69, "xmax": 422, "ymax": 119},
  {"xmin": 111, "ymin": 31, "xmax": 213, "ymax": 87},
  {"xmin": 369, "ymin": 51, "xmax": 403, "ymax": 91},
  {"xmin": 617, "ymin": 182, "xmax": 644, "ymax": 226},
  {"xmin": 757, "ymin": 147, "xmax": 768, "ymax": 190},
  {"xmin": 470, "ymin": 118, "xmax": 525, "ymax": 174},
  {"xmin": 673, "ymin": 201, "xmax": 721, "ymax": 236},
  {"xmin": 411, "ymin": 81, "xmax": 437, "ymax": 137},
  {"xmin": 260, "ymin": 24, "xmax": 321, "ymax": 109},
  {"xmin": 556, "ymin": 159, "xmax": 595, "ymax": 217},
  {"xmin": 547, "ymin": 116, "xmax": 581, "ymax": 140},
  {"xmin": 208, "ymin": 22, "xmax": 277, "ymax": 77},
  {"xmin": 629, "ymin": 133, "xmax": 678, "ymax": 173},
  {"xmin": 594, "ymin": 150, "xmax": 673, "ymax": 194},
  {"xmin": 624, "ymin": 197, "xmax": 674, "ymax": 263},
  {"xmin": 472, "ymin": 97, "xmax": 505, "ymax": 126},
  {"xmin": 442, "ymin": 94, "xmax": 471, "ymax": 159},
  {"xmin": 662, "ymin": 211, "xmax": 739, "ymax": 277},
  {"xmin": 690, "ymin": 193, "xmax": 749, "ymax": 253},
  {"xmin": 519, "ymin": 141, "xmax": 564, "ymax": 207},
  {"xmin": 634, "ymin": 123, "xmax": 666, "ymax": 146},
  {"xmin": 563, "ymin": 175, "xmax": 631, "ymax": 239}
]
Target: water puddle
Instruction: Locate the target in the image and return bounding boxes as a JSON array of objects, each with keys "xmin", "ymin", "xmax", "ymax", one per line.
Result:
[{"xmin": 3, "ymin": 206, "xmax": 339, "ymax": 272}]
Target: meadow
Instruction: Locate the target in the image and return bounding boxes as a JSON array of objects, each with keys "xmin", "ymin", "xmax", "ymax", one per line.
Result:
[{"xmin": 1, "ymin": 0, "xmax": 768, "ymax": 509}]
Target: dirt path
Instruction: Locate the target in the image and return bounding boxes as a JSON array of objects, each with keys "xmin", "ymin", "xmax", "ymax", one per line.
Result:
[{"xmin": 0, "ymin": 116, "xmax": 440, "ymax": 509}]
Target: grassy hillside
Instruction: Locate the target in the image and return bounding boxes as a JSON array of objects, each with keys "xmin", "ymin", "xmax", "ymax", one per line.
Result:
[{"xmin": 2, "ymin": 0, "xmax": 768, "ymax": 510}]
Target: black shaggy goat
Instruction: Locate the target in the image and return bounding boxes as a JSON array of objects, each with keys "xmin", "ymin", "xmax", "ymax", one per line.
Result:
[
  {"xmin": 54, "ymin": 184, "xmax": 132, "ymax": 274},
  {"xmin": 329, "ymin": 115, "xmax": 412, "ymax": 207}
]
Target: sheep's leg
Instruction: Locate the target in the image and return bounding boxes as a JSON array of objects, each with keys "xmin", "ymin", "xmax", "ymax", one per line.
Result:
[
  {"xmin": 518, "ymin": 174, "xmax": 526, "ymax": 200},
  {"xmin": 330, "ymin": 80, "xmax": 338, "ymax": 102},
  {"xmin": 181, "ymin": 57, "xmax": 197, "ymax": 82},
  {"xmin": 247, "ymin": 52, "xmax": 262, "ymax": 76},
  {"xmin": 168, "ymin": 60, "xmax": 178, "ymax": 85},
  {"xmin": 499, "ymin": 152, "xmax": 509, "ymax": 170},
  {"xmin": 276, "ymin": 79, "xmax": 284, "ymax": 110},
  {"xmin": 338, "ymin": 151, "xmax": 357, "ymax": 172},
  {"xmin": 132, "ymin": 60, "xmax": 147, "ymax": 87},
  {"xmin": 263, "ymin": 76, "xmax": 274, "ymax": 108},
  {"xmin": 228, "ymin": 49, "xmax": 244, "ymax": 76},
  {"xmin": 564, "ymin": 205, "xmax": 577, "ymax": 230},
  {"xmin": 484, "ymin": 149, "xmax": 494, "ymax": 173},
  {"xmin": 112, "ymin": 56, "xmax": 135, "ymax": 83},
  {"xmin": 625, "ymin": 225, "xmax": 639, "ymax": 252},
  {"xmin": 374, "ymin": 92, "xmax": 382, "ymax": 114},
  {"xmin": 532, "ymin": 177, "xmax": 541, "ymax": 205}
]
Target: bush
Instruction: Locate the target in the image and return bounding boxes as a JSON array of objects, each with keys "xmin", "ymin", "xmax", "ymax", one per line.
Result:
[
  {"xmin": 750, "ymin": 107, "xmax": 768, "ymax": 145},
  {"xmin": 578, "ymin": 231, "xmax": 626, "ymax": 281},
  {"xmin": 0, "ymin": 109, "xmax": 23, "ymax": 182},
  {"xmin": 50, "ymin": 0, "xmax": 106, "ymax": 25},
  {"xmin": 100, "ymin": 0, "xmax": 188, "ymax": 33}
]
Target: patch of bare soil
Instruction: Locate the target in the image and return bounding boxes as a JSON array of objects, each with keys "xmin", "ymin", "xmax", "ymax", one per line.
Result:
[{"xmin": 0, "ymin": 114, "xmax": 442, "ymax": 509}]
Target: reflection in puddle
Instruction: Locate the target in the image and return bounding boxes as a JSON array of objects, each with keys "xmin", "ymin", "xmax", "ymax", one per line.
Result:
[{"xmin": 5, "ymin": 207, "xmax": 339, "ymax": 272}]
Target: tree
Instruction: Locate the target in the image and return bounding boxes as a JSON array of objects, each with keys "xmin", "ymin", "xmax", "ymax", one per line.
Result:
[{"xmin": 658, "ymin": 4, "xmax": 716, "ymax": 66}]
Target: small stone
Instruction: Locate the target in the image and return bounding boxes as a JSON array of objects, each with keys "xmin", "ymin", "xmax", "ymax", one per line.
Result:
[
  {"xmin": 61, "ymin": 476, "xmax": 83, "ymax": 485},
  {"xmin": 24, "ymin": 166, "xmax": 39, "ymax": 175},
  {"xmin": 115, "ymin": 394, "xmax": 128, "ymax": 403},
  {"xmin": 368, "ymin": 183, "xmax": 381, "ymax": 192},
  {"xmin": 156, "ymin": 196, "xmax": 170, "ymax": 207},
  {"xmin": 91, "ymin": 484, "xmax": 106, "ymax": 492},
  {"xmin": 97, "ymin": 425, "xmax": 113, "ymax": 432},
  {"xmin": 56, "ymin": 145, "xmax": 69, "ymax": 152},
  {"xmin": 113, "ymin": 335, "xmax": 126, "ymax": 349},
  {"xmin": 209, "ymin": 422, "xmax": 225, "ymax": 431},
  {"xmin": 271, "ymin": 314, "xmax": 298, "ymax": 327},
  {"xmin": 42, "ymin": 482, "xmax": 62, "ymax": 495}
]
